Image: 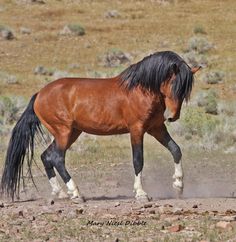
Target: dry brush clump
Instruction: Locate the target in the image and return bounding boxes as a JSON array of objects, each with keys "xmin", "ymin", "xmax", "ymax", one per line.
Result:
[
  {"xmin": 195, "ymin": 90, "xmax": 218, "ymax": 115},
  {"xmin": 193, "ymin": 25, "xmax": 207, "ymax": 35},
  {"xmin": 0, "ymin": 95, "xmax": 27, "ymax": 153},
  {"xmin": 0, "ymin": 71, "xmax": 18, "ymax": 84},
  {"xmin": 201, "ymin": 71, "xmax": 225, "ymax": 84},
  {"xmin": 60, "ymin": 23, "xmax": 85, "ymax": 36},
  {"xmin": 0, "ymin": 96, "xmax": 26, "ymax": 130},
  {"xmin": 183, "ymin": 27, "xmax": 213, "ymax": 68},
  {"xmin": 187, "ymin": 36, "xmax": 213, "ymax": 54},
  {"xmin": 99, "ymin": 49, "xmax": 132, "ymax": 68},
  {"xmin": 0, "ymin": 25, "xmax": 14, "ymax": 40},
  {"xmin": 174, "ymin": 95, "xmax": 236, "ymax": 151}
]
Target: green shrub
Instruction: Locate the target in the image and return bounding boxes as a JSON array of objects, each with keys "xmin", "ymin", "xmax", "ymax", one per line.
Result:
[
  {"xmin": 195, "ymin": 90, "xmax": 218, "ymax": 115},
  {"xmin": 181, "ymin": 107, "xmax": 219, "ymax": 137},
  {"xmin": 67, "ymin": 24, "xmax": 85, "ymax": 36},
  {"xmin": 193, "ymin": 25, "xmax": 207, "ymax": 35},
  {"xmin": 204, "ymin": 90, "xmax": 218, "ymax": 115},
  {"xmin": 0, "ymin": 96, "xmax": 26, "ymax": 125},
  {"xmin": 218, "ymin": 101, "xmax": 236, "ymax": 117}
]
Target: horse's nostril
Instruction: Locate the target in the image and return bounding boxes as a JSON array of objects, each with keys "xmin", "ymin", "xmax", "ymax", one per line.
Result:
[{"xmin": 168, "ymin": 118, "xmax": 173, "ymax": 122}]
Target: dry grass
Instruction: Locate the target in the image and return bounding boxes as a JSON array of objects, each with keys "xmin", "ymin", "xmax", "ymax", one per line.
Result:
[{"xmin": 0, "ymin": 0, "xmax": 235, "ymax": 100}]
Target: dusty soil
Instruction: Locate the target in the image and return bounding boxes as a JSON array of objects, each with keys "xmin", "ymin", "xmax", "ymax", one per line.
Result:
[{"xmin": 1, "ymin": 152, "xmax": 236, "ymax": 241}]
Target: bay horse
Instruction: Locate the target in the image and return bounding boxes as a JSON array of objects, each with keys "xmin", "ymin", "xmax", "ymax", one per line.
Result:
[{"xmin": 0, "ymin": 51, "xmax": 200, "ymax": 202}]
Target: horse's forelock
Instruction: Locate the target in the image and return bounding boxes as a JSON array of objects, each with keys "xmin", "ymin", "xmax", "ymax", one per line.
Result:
[{"xmin": 172, "ymin": 62, "xmax": 194, "ymax": 102}]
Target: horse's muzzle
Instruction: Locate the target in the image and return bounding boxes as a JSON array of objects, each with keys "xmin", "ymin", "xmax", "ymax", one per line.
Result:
[{"xmin": 164, "ymin": 109, "xmax": 179, "ymax": 122}]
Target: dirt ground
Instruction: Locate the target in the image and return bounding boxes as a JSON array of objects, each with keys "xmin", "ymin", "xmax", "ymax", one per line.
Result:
[{"xmin": 1, "ymin": 151, "xmax": 236, "ymax": 241}]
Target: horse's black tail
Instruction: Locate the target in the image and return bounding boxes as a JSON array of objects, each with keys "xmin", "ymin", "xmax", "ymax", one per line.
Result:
[{"xmin": 0, "ymin": 93, "xmax": 43, "ymax": 201}]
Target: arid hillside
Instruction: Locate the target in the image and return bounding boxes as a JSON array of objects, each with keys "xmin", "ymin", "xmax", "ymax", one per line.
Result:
[{"xmin": 0, "ymin": 0, "xmax": 235, "ymax": 99}]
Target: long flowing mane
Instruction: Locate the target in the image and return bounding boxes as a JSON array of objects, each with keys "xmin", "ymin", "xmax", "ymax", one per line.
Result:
[{"xmin": 120, "ymin": 51, "xmax": 194, "ymax": 101}]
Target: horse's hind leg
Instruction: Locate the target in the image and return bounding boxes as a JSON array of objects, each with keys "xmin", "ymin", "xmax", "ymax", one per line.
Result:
[
  {"xmin": 148, "ymin": 125, "xmax": 184, "ymax": 194},
  {"xmin": 42, "ymin": 128, "xmax": 83, "ymax": 200},
  {"xmin": 41, "ymin": 143, "xmax": 68, "ymax": 199},
  {"xmin": 52, "ymin": 129, "xmax": 84, "ymax": 201}
]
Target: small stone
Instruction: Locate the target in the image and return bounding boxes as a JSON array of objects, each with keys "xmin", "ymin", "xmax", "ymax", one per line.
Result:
[
  {"xmin": 192, "ymin": 204, "xmax": 198, "ymax": 209},
  {"xmin": 34, "ymin": 66, "xmax": 48, "ymax": 75},
  {"xmin": 114, "ymin": 202, "xmax": 120, "ymax": 207},
  {"xmin": 221, "ymin": 216, "xmax": 236, "ymax": 222},
  {"xmin": 172, "ymin": 207, "xmax": 183, "ymax": 215},
  {"xmin": 1, "ymin": 29, "xmax": 14, "ymax": 40},
  {"xmin": 168, "ymin": 224, "xmax": 183, "ymax": 232},
  {"xmin": 225, "ymin": 209, "xmax": 236, "ymax": 214},
  {"xmin": 76, "ymin": 208, "xmax": 84, "ymax": 214},
  {"xmin": 158, "ymin": 205, "xmax": 171, "ymax": 214},
  {"xmin": 144, "ymin": 203, "xmax": 153, "ymax": 208},
  {"xmin": 216, "ymin": 221, "xmax": 233, "ymax": 230},
  {"xmin": 20, "ymin": 27, "xmax": 31, "ymax": 34},
  {"xmin": 18, "ymin": 211, "xmax": 24, "ymax": 217},
  {"xmin": 105, "ymin": 10, "xmax": 120, "ymax": 18},
  {"xmin": 0, "ymin": 203, "xmax": 4, "ymax": 208},
  {"xmin": 57, "ymin": 209, "xmax": 63, "ymax": 214},
  {"xmin": 149, "ymin": 209, "xmax": 156, "ymax": 214}
]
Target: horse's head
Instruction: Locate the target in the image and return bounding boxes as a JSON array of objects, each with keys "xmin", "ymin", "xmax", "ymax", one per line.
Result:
[
  {"xmin": 120, "ymin": 51, "xmax": 201, "ymax": 122},
  {"xmin": 161, "ymin": 66, "xmax": 201, "ymax": 122}
]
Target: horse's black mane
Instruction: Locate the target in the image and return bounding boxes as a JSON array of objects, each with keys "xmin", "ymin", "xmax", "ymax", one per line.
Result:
[{"xmin": 120, "ymin": 51, "xmax": 194, "ymax": 101}]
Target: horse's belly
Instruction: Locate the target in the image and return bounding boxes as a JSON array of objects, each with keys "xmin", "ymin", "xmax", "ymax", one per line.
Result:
[
  {"xmin": 73, "ymin": 113, "xmax": 129, "ymax": 135},
  {"xmin": 74, "ymin": 121, "xmax": 129, "ymax": 135}
]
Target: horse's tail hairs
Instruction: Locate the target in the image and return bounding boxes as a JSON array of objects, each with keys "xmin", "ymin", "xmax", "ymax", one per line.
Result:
[{"xmin": 0, "ymin": 93, "xmax": 44, "ymax": 201}]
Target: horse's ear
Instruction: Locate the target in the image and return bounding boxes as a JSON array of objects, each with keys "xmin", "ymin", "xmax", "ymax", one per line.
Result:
[{"xmin": 191, "ymin": 66, "xmax": 202, "ymax": 74}]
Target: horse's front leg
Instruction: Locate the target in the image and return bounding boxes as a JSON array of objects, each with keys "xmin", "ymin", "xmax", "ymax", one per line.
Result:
[
  {"xmin": 130, "ymin": 130, "xmax": 149, "ymax": 202},
  {"xmin": 148, "ymin": 125, "xmax": 184, "ymax": 194}
]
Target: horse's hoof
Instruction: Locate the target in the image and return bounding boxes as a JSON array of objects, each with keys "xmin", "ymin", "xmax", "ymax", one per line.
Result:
[
  {"xmin": 58, "ymin": 190, "xmax": 69, "ymax": 199},
  {"xmin": 173, "ymin": 182, "xmax": 183, "ymax": 198},
  {"xmin": 71, "ymin": 195, "xmax": 86, "ymax": 203},
  {"xmin": 135, "ymin": 195, "xmax": 150, "ymax": 203}
]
